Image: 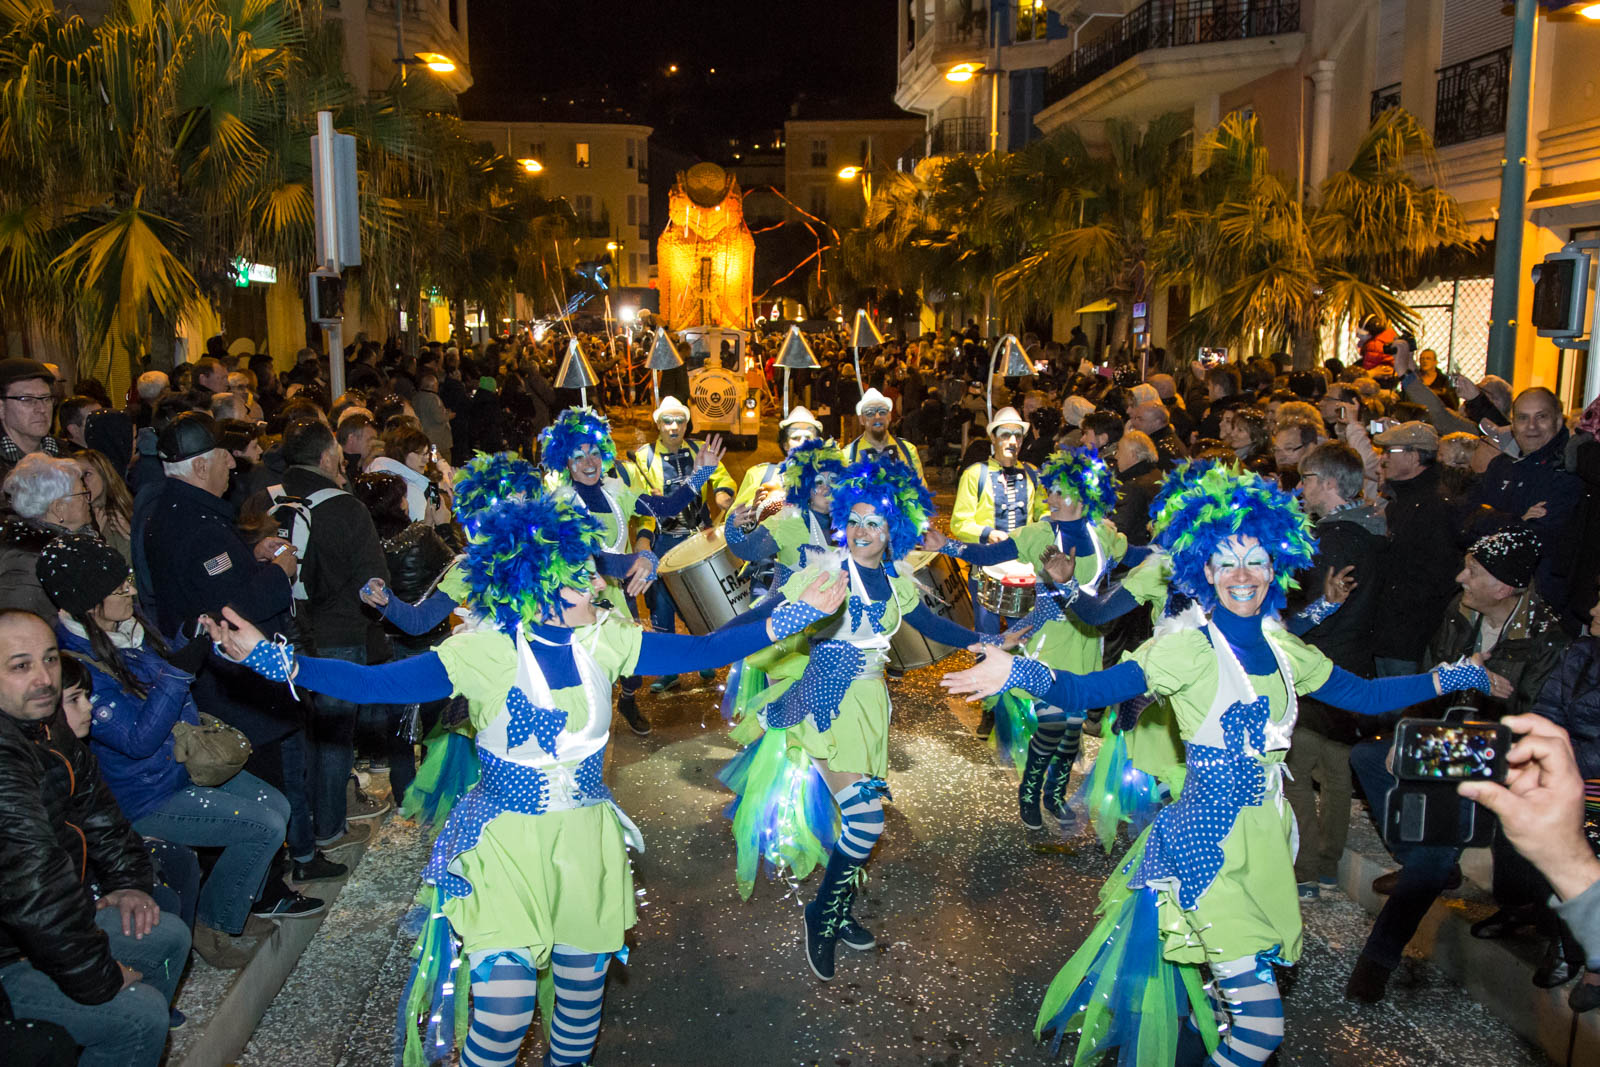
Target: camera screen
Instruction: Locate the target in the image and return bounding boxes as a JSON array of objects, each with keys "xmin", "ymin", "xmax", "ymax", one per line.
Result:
[{"xmin": 1397, "ymin": 724, "xmax": 1502, "ymax": 780}]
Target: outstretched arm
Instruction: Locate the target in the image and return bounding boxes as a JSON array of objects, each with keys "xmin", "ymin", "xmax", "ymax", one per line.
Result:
[
  {"xmin": 940, "ymin": 536, "xmax": 1021, "ymax": 566},
  {"xmin": 942, "ymin": 648, "xmax": 1148, "ymax": 714},
  {"xmin": 1309, "ymin": 661, "xmax": 1506, "ymax": 715},
  {"xmin": 636, "ymin": 570, "xmax": 847, "ymax": 672},
  {"xmin": 724, "ymin": 510, "xmax": 780, "ymax": 562},
  {"xmin": 379, "ymin": 588, "xmax": 460, "ymax": 635}
]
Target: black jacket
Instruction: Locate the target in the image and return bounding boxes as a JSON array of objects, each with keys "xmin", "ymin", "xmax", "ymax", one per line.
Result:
[
  {"xmin": 1110, "ymin": 461, "xmax": 1162, "ymax": 546},
  {"xmin": 0, "ymin": 711, "xmax": 152, "ymax": 1005},
  {"xmin": 466, "ymin": 389, "xmax": 508, "ymax": 455},
  {"xmin": 1293, "ymin": 505, "xmax": 1386, "ymax": 743},
  {"xmin": 1529, "ymin": 636, "xmax": 1600, "ymax": 780},
  {"xmin": 279, "ymin": 465, "xmax": 390, "ymax": 654},
  {"xmin": 1414, "ymin": 589, "xmax": 1569, "ymax": 721},
  {"xmin": 1372, "ymin": 465, "xmax": 1468, "ymax": 662},
  {"xmin": 1470, "ymin": 427, "xmax": 1583, "ymax": 613}
]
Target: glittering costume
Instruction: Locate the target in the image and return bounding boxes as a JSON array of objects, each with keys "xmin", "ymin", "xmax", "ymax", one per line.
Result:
[
  {"xmin": 721, "ymin": 455, "xmax": 994, "ymax": 981},
  {"xmin": 990, "ymin": 467, "xmax": 1498, "ymax": 1066},
  {"xmin": 225, "ymin": 489, "xmax": 822, "ymax": 1066}
]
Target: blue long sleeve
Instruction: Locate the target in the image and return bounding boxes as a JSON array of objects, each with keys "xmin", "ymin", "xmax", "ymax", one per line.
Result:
[
  {"xmin": 635, "ymin": 617, "xmax": 774, "ymax": 676},
  {"xmin": 725, "ymin": 515, "xmax": 779, "ymax": 562},
  {"xmin": 952, "ymin": 536, "xmax": 1021, "ymax": 566},
  {"xmin": 293, "ymin": 650, "xmax": 455, "ymax": 704},
  {"xmin": 1119, "ymin": 544, "xmax": 1155, "ymax": 568},
  {"xmin": 1285, "ymin": 597, "xmax": 1339, "ymax": 637},
  {"xmin": 380, "ymin": 589, "xmax": 458, "ymax": 635},
  {"xmin": 903, "ymin": 602, "xmax": 984, "ymax": 648},
  {"xmin": 1070, "ymin": 583, "xmax": 1138, "ymax": 626},
  {"xmin": 1019, "ymin": 658, "xmax": 1149, "ymax": 714},
  {"xmin": 634, "ymin": 472, "xmax": 709, "ymax": 520},
  {"xmin": 1308, "ymin": 665, "xmax": 1437, "ymax": 716}
]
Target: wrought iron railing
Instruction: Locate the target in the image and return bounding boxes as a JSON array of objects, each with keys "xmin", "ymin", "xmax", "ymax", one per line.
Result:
[
  {"xmin": 1434, "ymin": 47, "xmax": 1510, "ymax": 147},
  {"xmin": 930, "ymin": 116, "xmax": 987, "ymax": 155},
  {"xmin": 1370, "ymin": 82, "xmax": 1401, "ymax": 123},
  {"xmin": 1043, "ymin": 0, "xmax": 1301, "ymax": 108}
]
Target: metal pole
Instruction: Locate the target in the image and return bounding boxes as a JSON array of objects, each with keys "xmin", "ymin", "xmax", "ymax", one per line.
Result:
[
  {"xmin": 395, "ymin": 0, "xmax": 407, "ymax": 83},
  {"xmin": 315, "ymin": 110, "xmax": 347, "ymax": 398},
  {"xmin": 986, "ymin": 348, "xmax": 998, "ymax": 422},
  {"xmin": 1584, "ymin": 252, "xmax": 1600, "ymax": 406},
  {"xmin": 783, "ymin": 368, "xmax": 791, "ymax": 416},
  {"xmin": 1485, "ymin": 0, "xmax": 1538, "ymax": 381},
  {"xmin": 326, "ymin": 321, "xmax": 344, "ymax": 398}
]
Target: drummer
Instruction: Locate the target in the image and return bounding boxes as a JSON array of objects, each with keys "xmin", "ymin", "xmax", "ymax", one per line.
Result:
[
  {"xmin": 630, "ymin": 396, "xmax": 738, "ymax": 697},
  {"xmin": 725, "ymin": 439, "xmax": 846, "ymax": 595},
  {"xmin": 935, "ymin": 447, "xmax": 1128, "ymax": 829},
  {"xmin": 950, "ymin": 405, "xmax": 1050, "ymax": 735},
  {"xmin": 845, "ymin": 388, "xmax": 925, "ymax": 485},
  {"xmin": 731, "ymin": 405, "xmax": 826, "ymax": 509}
]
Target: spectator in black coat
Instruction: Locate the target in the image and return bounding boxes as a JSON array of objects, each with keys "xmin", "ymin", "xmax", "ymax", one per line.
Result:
[
  {"xmin": 1284, "ymin": 443, "xmax": 1385, "ymax": 898},
  {"xmin": 1109, "ymin": 430, "xmax": 1162, "ymax": 545},
  {"xmin": 466, "ymin": 376, "xmax": 507, "ymax": 455}
]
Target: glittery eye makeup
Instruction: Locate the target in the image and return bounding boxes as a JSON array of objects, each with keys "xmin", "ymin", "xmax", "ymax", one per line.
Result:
[
  {"xmin": 846, "ymin": 515, "xmax": 887, "ymax": 532},
  {"xmin": 1210, "ymin": 546, "xmax": 1271, "ymax": 573}
]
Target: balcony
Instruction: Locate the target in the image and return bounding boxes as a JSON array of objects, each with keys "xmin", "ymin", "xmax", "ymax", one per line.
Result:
[
  {"xmin": 1034, "ymin": 0, "xmax": 1302, "ymax": 130},
  {"xmin": 1434, "ymin": 48, "xmax": 1510, "ymax": 148},
  {"xmin": 930, "ymin": 116, "xmax": 988, "ymax": 156},
  {"xmin": 1371, "ymin": 82, "xmax": 1401, "ymax": 124},
  {"xmin": 896, "ymin": 8, "xmax": 991, "ymax": 115}
]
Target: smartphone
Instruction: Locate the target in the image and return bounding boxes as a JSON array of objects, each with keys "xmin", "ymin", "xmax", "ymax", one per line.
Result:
[
  {"xmin": 1368, "ymin": 419, "xmax": 1388, "ymax": 436},
  {"xmin": 1198, "ymin": 347, "xmax": 1227, "ymax": 367},
  {"xmin": 1382, "ymin": 719, "xmax": 1510, "ymax": 850}
]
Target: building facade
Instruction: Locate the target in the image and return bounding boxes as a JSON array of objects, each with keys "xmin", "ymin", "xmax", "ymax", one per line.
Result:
[
  {"xmin": 459, "ymin": 119, "xmax": 654, "ymax": 295},
  {"xmin": 784, "ymin": 115, "xmax": 927, "ymax": 226}
]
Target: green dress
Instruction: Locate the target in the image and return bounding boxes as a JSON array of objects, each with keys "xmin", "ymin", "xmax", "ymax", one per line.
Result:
[{"xmin": 1007, "ymin": 518, "xmax": 1127, "ymax": 674}]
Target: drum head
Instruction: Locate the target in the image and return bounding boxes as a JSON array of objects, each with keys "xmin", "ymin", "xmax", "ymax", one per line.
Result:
[
  {"xmin": 982, "ymin": 560, "xmax": 1036, "ymax": 584},
  {"xmin": 659, "ymin": 528, "xmax": 726, "ymax": 573}
]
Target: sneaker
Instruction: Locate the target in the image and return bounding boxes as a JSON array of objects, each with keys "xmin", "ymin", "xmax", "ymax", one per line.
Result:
[
  {"xmin": 1297, "ymin": 881, "xmax": 1321, "ymax": 901},
  {"xmin": 293, "ymin": 852, "xmax": 350, "ymax": 883},
  {"xmin": 618, "ymin": 694, "xmax": 651, "ymax": 736},
  {"xmin": 316, "ymin": 821, "xmax": 372, "ymax": 853},
  {"xmin": 649, "ymin": 674, "xmax": 681, "ymax": 694},
  {"xmin": 250, "ymin": 889, "xmax": 326, "ymax": 920},
  {"xmin": 1318, "ymin": 875, "xmax": 1339, "ymax": 891},
  {"xmin": 346, "ymin": 778, "xmax": 393, "ymax": 822},
  {"xmin": 838, "ymin": 916, "xmax": 876, "ymax": 952},
  {"xmin": 190, "ymin": 922, "xmax": 254, "ymax": 969},
  {"xmin": 698, "ymin": 669, "xmax": 717, "ymax": 682},
  {"xmin": 169, "ymin": 1007, "xmax": 187, "ymax": 1030}
]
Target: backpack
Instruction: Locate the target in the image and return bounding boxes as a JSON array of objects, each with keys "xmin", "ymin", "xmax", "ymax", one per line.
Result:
[{"xmin": 265, "ymin": 483, "xmax": 347, "ymax": 600}]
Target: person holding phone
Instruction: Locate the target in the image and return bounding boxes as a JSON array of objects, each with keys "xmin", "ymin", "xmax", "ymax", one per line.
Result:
[{"xmin": 939, "ymin": 466, "xmax": 1506, "ymax": 1066}]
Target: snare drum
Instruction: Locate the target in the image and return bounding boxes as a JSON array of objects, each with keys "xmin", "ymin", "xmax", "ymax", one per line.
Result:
[
  {"xmin": 976, "ymin": 560, "xmax": 1037, "ymax": 619},
  {"xmin": 888, "ymin": 550, "xmax": 977, "ymax": 672},
  {"xmin": 658, "ymin": 528, "xmax": 752, "ymax": 635}
]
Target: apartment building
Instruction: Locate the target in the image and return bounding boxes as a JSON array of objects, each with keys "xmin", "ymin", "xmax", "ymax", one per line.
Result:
[{"xmin": 785, "ymin": 106, "xmax": 926, "ymax": 226}]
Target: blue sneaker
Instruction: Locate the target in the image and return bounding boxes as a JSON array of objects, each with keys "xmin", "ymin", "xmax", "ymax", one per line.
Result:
[
  {"xmin": 1297, "ymin": 881, "xmax": 1321, "ymax": 901},
  {"xmin": 649, "ymin": 674, "xmax": 681, "ymax": 694},
  {"xmin": 169, "ymin": 1007, "xmax": 187, "ymax": 1030}
]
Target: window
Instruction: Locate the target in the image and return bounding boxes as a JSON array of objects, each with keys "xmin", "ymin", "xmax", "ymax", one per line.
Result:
[
  {"xmin": 629, "ymin": 254, "xmax": 639, "ymax": 286},
  {"xmin": 810, "ymin": 139, "xmax": 828, "ymax": 168},
  {"xmin": 448, "ymin": 0, "xmax": 459, "ymax": 29},
  {"xmin": 573, "ymin": 195, "xmax": 593, "ymax": 221},
  {"xmin": 528, "ymin": 141, "xmax": 544, "ymax": 159},
  {"xmin": 574, "ymin": 141, "xmax": 590, "ymax": 167},
  {"xmin": 808, "ymin": 187, "xmax": 829, "ymax": 218},
  {"xmin": 1016, "ymin": 0, "xmax": 1047, "ymax": 43},
  {"xmin": 626, "ymin": 139, "xmax": 636, "ymax": 169}
]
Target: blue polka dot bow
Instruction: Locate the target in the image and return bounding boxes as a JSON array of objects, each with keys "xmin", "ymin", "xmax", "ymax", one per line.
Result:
[{"xmin": 506, "ymin": 686, "xmax": 567, "ymax": 757}]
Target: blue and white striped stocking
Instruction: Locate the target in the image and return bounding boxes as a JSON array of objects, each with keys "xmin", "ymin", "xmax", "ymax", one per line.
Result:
[
  {"xmin": 833, "ymin": 780, "xmax": 886, "ymax": 861},
  {"xmin": 1207, "ymin": 956, "xmax": 1286, "ymax": 1067}
]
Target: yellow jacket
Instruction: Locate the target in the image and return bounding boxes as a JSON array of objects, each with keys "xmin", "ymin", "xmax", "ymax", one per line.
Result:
[
  {"xmin": 629, "ymin": 439, "xmax": 736, "ymax": 542},
  {"xmin": 952, "ymin": 460, "xmax": 1048, "ymax": 543},
  {"xmin": 843, "ymin": 434, "xmax": 925, "ymax": 483}
]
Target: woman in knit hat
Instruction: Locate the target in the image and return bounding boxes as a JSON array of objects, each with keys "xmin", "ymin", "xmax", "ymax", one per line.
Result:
[{"xmin": 36, "ymin": 534, "xmax": 318, "ymax": 966}]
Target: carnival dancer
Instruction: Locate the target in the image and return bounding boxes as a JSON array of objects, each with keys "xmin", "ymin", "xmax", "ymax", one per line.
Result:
[
  {"xmin": 730, "ymin": 405, "xmax": 826, "ymax": 509},
  {"xmin": 630, "ymin": 396, "xmax": 737, "ymax": 695},
  {"xmin": 844, "ymin": 387, "xmax": 926, "ymax": 483},
  {"xmin": 203, "ymin": 487, "xmax": 847, "ymax": 1067},
  {"xmin": 941, "ymin": 465, "xmax": 1509, "ymax": 1067},
  {"xmin": 935, "ymin": 448, "xmax": 1126, "ymax": 830},
  {"xmin": 951, "ymin": 405, "xmax": 1050, "ymax": 736},
  {"xmin": 726, "ymin": 454, "xmax": 1016, "ymax": 981}
]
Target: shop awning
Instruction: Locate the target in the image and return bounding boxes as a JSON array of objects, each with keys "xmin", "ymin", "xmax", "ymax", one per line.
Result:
[{"xmin": 1075, "ymin": 298, "xmax": 1118, "ymax": 314}]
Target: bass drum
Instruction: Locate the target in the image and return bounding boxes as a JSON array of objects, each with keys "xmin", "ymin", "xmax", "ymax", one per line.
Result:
[
  {"xmin": 888, "ymin": 550, "xmax": 976, "ymax": 672},
  {"xmin": 658, "ymin": 528, "xmax": 752, "ymax": 635}
]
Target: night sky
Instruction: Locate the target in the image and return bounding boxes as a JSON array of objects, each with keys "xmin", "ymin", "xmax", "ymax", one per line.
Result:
[{"xmin": 461, "ymin": 0, "xmax": 901, "ymax": 150}]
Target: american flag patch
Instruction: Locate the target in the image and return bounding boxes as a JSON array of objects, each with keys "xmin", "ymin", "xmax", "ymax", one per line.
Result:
[{"xmin": 203, "ymin": 552, "xmax": 233, "ymax": 576}]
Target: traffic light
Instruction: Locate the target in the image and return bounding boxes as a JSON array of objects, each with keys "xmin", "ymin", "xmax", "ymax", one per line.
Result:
[
  {"xmin": 1530, "ymin": 250, "xmax": 1589, "ymax": 338},
  {"xmin": 309, "ymin": 268, "xmax": 344, "ymax": 324}
]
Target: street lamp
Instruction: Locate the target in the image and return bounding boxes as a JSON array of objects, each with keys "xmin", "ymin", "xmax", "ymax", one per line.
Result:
[
  {"xmin": 518, "ymin": 158, "xmax": 543, "ymax": 174},
  {"xmin": 415, "ymin": 52, "xmax": 456, "ymax": 73}
]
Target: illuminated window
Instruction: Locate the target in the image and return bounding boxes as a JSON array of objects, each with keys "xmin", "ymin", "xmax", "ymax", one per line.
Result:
[
  {"xmin": 574, "ymin": 141, "xmax": 590, "ymax": 167},
  {"xmin": 1016, "ymin": 0, "xmax": 1047, "ymax": 42},
  {"xmin": 810, "ymin": 139, "xmax": 828, "ymax": 168}
]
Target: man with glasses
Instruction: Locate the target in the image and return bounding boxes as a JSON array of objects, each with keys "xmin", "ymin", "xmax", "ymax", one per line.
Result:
[
  {"xmin": 1370, "ymin": 421, "xmax": 1466, "ymax": 676},
  {"xmin": 0, "ymin": 454, "xmax": 96, "ymax": 618},
  {"xmin": 0, "ymin": 359, "xmax": 63, "ymax": 474},
  {"xmin": 951, "ymin": 406, "xmax": 1049, "ymax": 735},
  {"xmin": 845, "ymin": 387, "xmax": 926, "ymax": 485},
  {"xmin": 630, "ymin": 396, "xmax": 736, "ymax": 694}
]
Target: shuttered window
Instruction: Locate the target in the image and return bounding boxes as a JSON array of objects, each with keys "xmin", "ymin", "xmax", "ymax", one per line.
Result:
[
  {"xmin": 1375, "ymin": 0, "xmax": 1405, "ymax": 88},
  {"xmin": 1440, "ymin": 0, "xmax": 1512, "ymax": 67}
]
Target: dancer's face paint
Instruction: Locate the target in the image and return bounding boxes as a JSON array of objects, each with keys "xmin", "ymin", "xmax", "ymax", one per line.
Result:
[
  {"xmin": 1204, "ymin": 535, "xmax": 1273, "ymax": 618},
  {"xmin": 1047, "ymin": 488, "xmax": 1084, "ymax": 522},
  {"xmin": 845, "ymin": 503, "xmax": 889, "ymax": 565},
  {"xmin": 810, "ymin": 473, "xmax": 834, "ymax": 514},
  {"xmin": 568, "ymin": 444, "xmax": 605, "ymax": 486}
]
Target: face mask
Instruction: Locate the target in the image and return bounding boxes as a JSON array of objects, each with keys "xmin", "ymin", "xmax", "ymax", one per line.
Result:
[
  {"xmin": 1210, "ymin": 544, "xmax": 1272, "ymax": 574},
  {"xmin": 846, "ymin": 514, "xmax": 887, "ymax": 533}
]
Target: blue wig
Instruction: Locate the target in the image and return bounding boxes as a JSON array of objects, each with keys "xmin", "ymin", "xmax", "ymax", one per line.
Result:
[
  {"xmin": 1037, "ymin": 448, "xmax": 1119, "ymax": 523},
  {"xmin": 1149, "ymin": 465, "xmax": 1316, "ymax": 617},
  {"xmin": 781, "ymin": 439, "xmax": 846, "ymax": 509},
  {"xmin": 1145, "ymin": 458, "xmax": 1221, "ymax": 546},
  {"xmin": 452, "ymin": 453, "xmax": 543, "ymax": 535},
  {"xmin": 538, "ymin": 407, "xmax": 617, "ymax": 480},
  {"xmin": 829, "ymin": 454, "xmax": 933, "ymax": 561},
  {"xmin": 460, "ymin": 489, "xmax": 606, "ymax": 634}
]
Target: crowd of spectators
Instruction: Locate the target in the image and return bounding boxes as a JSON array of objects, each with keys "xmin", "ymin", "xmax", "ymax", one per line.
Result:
[{"xmin": 3, "ymin": 316, "xmax": 1600, "ymax": 1062}]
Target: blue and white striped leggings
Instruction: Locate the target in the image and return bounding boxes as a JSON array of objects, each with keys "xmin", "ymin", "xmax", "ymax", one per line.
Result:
[{"xmin": 461, "ymin": 947, "xmax": 610, "ymax": 1067}]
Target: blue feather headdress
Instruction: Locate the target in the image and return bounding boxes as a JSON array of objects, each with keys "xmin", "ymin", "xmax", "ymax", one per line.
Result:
[
  {"xmin": 781, "ymin": 439, "xmax": 846, "ymax": 509},
  {"xmin": 1037, "ymin": 448, "xmax": 1120, "ymax": 522},
  {"xmin": 451, "ymin": 453, "xmax": 542, "ymax": 535},
  {"xmin": 538, "ymin": 407, "xmax": 617, "ymax": 480},
  {"xmin": 1145, "ymin": 458, "xmax": 1219, "ymax": 543},
  {"xmin": 1149, "ymin": 465, "xmax": 1316, "ymax": 617},
  {"xmin": 460, "ymin": 489, "xmax": 606, "ymax": 633},
  {"xmin": 829, "ymin": 454, "xmax": 933, "ymax": 561}
]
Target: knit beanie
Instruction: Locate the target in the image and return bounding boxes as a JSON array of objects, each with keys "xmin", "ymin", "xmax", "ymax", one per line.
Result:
[
  {"xmin": 36, "ymin": 534, "xmax": 129, "ymax": 615},
  {"xmin": 1468, "ymin": 523, "xmax": 1542, "ymax": 590}
]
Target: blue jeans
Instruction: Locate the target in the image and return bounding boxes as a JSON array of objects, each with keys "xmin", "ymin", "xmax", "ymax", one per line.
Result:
[
  {"xmin": 309, "ymin": 643, "xmax": 367, "ymax": 842},
  {"xmin": 132, "ymin": 771, "xmax": 289, "ymax": 935},
  {"xmin": 145, "ymin": 838, "xmax": 200, "ymax": 930},
  {"xmin": 269, "ymin": 728, "xmax": 317, "ymax": 861},
  {"xmin": 1351, "ymin": 738, "xmax": 1465, "ymax": 969},
  {"xmin": 0, "ymin": 906, "xmax": 190, "ymax": 1067},
  {"xmin": 645, "ymin": 531, "xmax": 688, "ymax": 635}
]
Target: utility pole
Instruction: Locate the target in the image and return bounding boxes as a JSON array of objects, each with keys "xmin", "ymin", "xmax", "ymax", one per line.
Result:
[{"xmin": 1486, "ymin": 0, "xmax": 1539, "ymax": 380}]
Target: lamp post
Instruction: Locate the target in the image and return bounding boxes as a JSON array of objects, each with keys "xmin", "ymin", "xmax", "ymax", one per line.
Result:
[
  {"xmin": 849, "ymin": 308, "xmax": 883, "ymax": 398},
  {"xmin": 774, "ymin": 325, "xmax": 820, "ymax": 415},
  {"xmin": 646, "ymin": 327, "xmax": 681, "ymax": 408},
  {"xmin": 986, "ymin": 334, "xmax": 1035, "ymax": 422},
  {"xmin": 556, "ymin": 336, "xmax": 599, "ymax": 407},
  {"xmin": 946, "ymin": 61, "xmax": 1003, "ymax": 337},
  {"xmin": 1485, "ymin": 0, "xmax": 1539, "ymax": 381},
  {"xmin": 391, "ymin": 0, "xmax": 457, "ymax": 84}
]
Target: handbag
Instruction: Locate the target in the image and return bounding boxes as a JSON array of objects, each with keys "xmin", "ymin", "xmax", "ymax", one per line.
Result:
[{"xmin": 170, "ymin": 713, "xmax": 253, "ymax": 787}]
